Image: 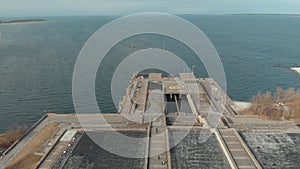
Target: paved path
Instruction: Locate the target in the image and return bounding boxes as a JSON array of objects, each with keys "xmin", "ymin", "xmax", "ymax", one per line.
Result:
[
  {"xmin": 218, "ymin": 129, "xmax": 261, "ymax": 169},
  {"xmin": 148, "ymin": 117, "xmax": 169, "ymax": 169}
]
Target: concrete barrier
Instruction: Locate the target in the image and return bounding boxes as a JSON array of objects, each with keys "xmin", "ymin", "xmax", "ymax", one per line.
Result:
[
  {"xmin": 144, "ymin": 120, "xmax": 151, "ymax": 169},
  {"xmin": 214, "ymin": 129, "xmax": 238, "ymax": 169},
  {"xmin": 232, "ymin": 128, "xmax": 262, "ymax": 169},
  {"xmin": 165, "ymin": 128, "xmax": 172, "ymax": 169},
  {"xmin": 2, "ymin": 114, "xmax": 48, "ymax": 156}
]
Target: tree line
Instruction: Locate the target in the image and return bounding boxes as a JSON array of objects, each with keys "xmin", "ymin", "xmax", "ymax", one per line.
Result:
[{"xmin": 246, "ymin": 87, "xmax": 300, "ymax": 121}]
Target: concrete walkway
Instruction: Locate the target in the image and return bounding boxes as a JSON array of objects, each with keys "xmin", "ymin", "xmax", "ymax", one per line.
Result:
[
  {"xmin": 217, "ymin": 128, "xmax": 262, "ymax": 169},
  {"xmin": 148, "ymin": 117, "xmax": 169, "ymax": 169}
]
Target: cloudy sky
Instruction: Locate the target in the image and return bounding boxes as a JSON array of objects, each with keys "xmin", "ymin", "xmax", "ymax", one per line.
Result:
[{"xmin": 0, "ymin": 0, "xmax": 299, "ymax": 17}]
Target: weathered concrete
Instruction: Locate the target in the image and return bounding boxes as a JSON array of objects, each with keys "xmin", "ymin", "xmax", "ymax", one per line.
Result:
[
  {"xmin": 2, "ymin": 73, "xmax": 299, "ymax": 169},
  {"xmin": 218, "ymin": 129, "xmax": 261, "ymax": 169}
]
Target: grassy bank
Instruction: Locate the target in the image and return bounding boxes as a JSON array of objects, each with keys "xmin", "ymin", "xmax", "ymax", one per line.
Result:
[{"xmin": 0, "ymin": 128, "xmax": 26, "ymax": 151}]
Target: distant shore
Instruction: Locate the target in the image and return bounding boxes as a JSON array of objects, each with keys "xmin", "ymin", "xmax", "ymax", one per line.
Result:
[
  {"xmin": 0, "ymin": 19, "xmax": 47, "ymax": 25},
  {"xmin": 230, "ymin": 13, "xmax": 300, "ymax": 17},
  {"xmin": 290, "ymin": 67, "xmax": 300, "ymax": 75}
]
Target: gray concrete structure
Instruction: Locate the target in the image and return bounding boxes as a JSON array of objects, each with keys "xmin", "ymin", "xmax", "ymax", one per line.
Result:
[{"xmin": 1, "ymin": 73, "xmax": 299, "ymax": 169}]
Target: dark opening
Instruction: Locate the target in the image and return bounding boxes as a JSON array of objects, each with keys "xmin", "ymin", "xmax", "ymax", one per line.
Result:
[{"xmin": 165, "ymin": 94, "xmax": 180, "ymax": 114}]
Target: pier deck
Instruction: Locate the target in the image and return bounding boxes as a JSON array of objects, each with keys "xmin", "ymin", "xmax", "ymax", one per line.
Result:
[{"xmin": 1, "ymin": 73, "xmax": 299, "ymax": 169}]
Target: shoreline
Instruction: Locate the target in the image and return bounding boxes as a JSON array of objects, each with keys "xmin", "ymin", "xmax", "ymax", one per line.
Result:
[
  {"xmin": 0, "ymin": 19, "xmax": 47, "ymax": 25},
  {"xmin": 233, "ymin": 101, "xmax": 251, "ymax": 111}
]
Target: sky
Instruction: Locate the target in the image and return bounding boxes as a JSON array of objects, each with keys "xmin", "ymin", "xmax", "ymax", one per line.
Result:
[{"xmin": 0, "ymin": 0, "xmax": 299, "ymax": 17}]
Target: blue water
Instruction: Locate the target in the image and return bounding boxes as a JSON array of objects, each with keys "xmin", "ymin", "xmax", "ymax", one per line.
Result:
[{"xmin": 0, "ymin": 15, "xmax": 300, "ymax": 133}]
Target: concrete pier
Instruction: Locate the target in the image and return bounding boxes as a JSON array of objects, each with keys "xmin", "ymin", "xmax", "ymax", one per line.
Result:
[{"xmin": 1, "ymin": 73, "xmax": 299, "ymax": 169}]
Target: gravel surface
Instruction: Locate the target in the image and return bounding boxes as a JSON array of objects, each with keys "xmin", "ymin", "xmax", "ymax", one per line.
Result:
[
  {"xmin": 62, "ymin": 131, "xmax": 146, "ymax": 169},
  {"xmin": 240, "ymin": 132, "xmax": 300, "ymax": 169},
  {"xmin": 169, "ymin": 129, "xmax": 231, "ymax": 169}
]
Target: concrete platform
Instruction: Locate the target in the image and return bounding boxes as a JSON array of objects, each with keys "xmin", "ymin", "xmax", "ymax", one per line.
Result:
[{"xmin": 1, "ymin": 73, "xmax": 300, "ymax": 169}]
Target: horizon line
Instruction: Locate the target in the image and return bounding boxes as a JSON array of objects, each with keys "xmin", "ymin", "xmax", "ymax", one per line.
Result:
[{"xmin": 1, "ymin": 12, "xmax": 300, "ymax": 19}]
